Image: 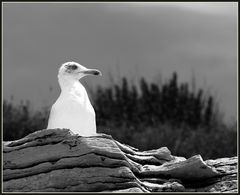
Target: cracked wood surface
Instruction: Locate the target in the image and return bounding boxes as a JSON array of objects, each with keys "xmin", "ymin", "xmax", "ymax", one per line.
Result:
[{"xmin": 3, "ymin": 129, "xmax": 238, "ymax": 192}]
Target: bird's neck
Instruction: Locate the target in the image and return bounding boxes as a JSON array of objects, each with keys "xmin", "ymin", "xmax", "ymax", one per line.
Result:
[{"xmin": 58, "ymin": 76, "xmax": 86, "ymax": 97}]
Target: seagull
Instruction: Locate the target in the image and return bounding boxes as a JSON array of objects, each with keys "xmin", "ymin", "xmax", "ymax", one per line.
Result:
[{"xmin": 47, "ymin": 61, "xmax": 102, "ymax": 136}]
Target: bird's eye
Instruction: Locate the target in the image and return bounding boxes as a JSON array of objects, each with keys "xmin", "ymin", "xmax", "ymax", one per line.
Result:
[
  {"xmin": 71, "ymin": 65, "xmax": 78, "ymax": 70},
  {"xmin": 66, "ymin": 65, "xmax": 78, "ymax": 70}
]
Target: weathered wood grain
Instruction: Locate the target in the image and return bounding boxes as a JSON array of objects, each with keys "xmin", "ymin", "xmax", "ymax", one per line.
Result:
[{"xmin": 3, "ymin": 129, "xmax": 237, "ymax": 192}]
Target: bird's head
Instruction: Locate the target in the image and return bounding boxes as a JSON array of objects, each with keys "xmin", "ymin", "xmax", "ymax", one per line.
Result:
[{"xmin": 58, "ymin": 62, "xmax": 102, "ymax": 81}]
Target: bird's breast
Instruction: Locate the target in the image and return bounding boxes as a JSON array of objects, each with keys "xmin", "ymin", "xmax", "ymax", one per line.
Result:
[{"xmin": 55, "ymin": 92, "xmax": 95, "ymax": 115}]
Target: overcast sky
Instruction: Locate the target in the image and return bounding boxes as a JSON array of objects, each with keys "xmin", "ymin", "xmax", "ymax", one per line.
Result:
[{"xmin": 3, "ymin": 2, "xmax": 237, "ymax": 122}]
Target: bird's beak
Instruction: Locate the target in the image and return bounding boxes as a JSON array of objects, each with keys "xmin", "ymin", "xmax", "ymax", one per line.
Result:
[{"xmin": 80, "ymin": 69, "xmax": 102, "ymax": 76}]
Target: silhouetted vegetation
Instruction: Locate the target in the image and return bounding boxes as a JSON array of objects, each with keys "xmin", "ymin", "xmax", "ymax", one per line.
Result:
[
  {"xmin": 94, "ymin": 72, "xmax": 217, "ymax": 129},
  {"xmin": 3, "ymin": 72, "xmax": 237, "ymax": 159},
  {"xmin": 3, "ymin": 100, "xmax": 49, "ymax": 141}
]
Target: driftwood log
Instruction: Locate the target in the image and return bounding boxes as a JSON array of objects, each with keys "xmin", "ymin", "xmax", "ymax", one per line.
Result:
[{"xmin": 3, "ymin": 129, "xmax": 237, "ymax": 192}]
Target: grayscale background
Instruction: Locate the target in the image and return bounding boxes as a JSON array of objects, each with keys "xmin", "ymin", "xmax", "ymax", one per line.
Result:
[{"xmin": 3, "ymin": 2, "xmax": 237, "ymax": 122}]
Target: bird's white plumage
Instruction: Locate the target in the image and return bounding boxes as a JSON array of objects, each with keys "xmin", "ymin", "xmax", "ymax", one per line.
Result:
[{"xmin": 47, "ymin": 62, "xmax": 101, "ymax": 136}]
